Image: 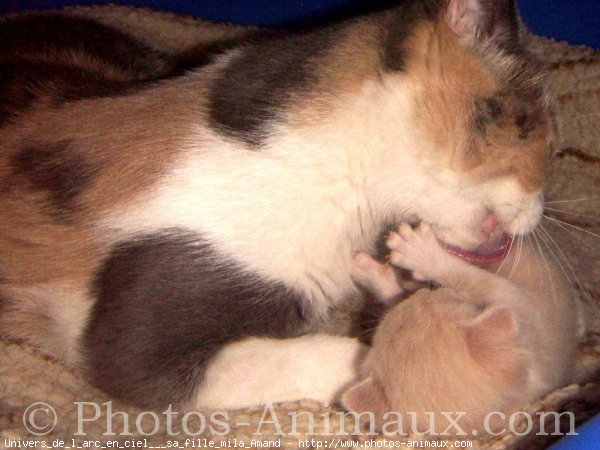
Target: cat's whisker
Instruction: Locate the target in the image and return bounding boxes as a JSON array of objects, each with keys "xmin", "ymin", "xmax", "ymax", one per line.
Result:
[
  {"xmin": 538, "ymin": 226, "xmax": 600, "ymax": 313},
  {"xmin": 532, "ymin": 229, "xmax": 558, "ymax": 306},
  {"xmin": 506, "ymin": 235, "xmax": 518, "ymax": 277},
  {"xmin": 542, "ymin": 219, "xmax": 600, "ymax": 311},
  {"xmin": 542, "ymin": 226, "xmax": 600, "ymax": 312},
  {"xmin": 360, "ymin": 317, "xmax": 386, "ymax": 326},
  {"xmin": 528, "ymin": 231, "xmax": 544, "ymax": 286},
  {"xmin": 537, "ymin": 225, "xmax": 583, "ymax": 305},
  {"xmin": 531, "ymin": 230, "xmax": 544, "ymax": 286},
  {"xmin": 516, "ymin": 231, "xmax": 525, "ymax": 275},
  {"xmin": 544, "ymin": 206, "xmax": 598, "ymax": 219},
  {"xmin": 544, "ymin": 198, "xmax": 600, "ymax": 205},
  {"xmin": 496, "ymin": 230, "xmax": 515, "ymax": 274},
  {"xmin": 557, "ymin": 112, "xmax": 600, "ymax": 129},
  {"xmin": 506, "ymin": 219, "xmax": 521, "ymax": 276},
  {"xmin": 539, "ymin": 224, "xmax": 582, "ymax": 283},
  {"xmin": 544, "ymin": 215, "xmax": 586, "ymax": 242},
  {"xmin": 543, "ymin": 214, "xmax": 600, "ymax": 241},
  {"xmin": 538, "ymin": 225, "xmax": 569, "ymax": 260},
  {"xmin": 539, "ymin": 223, "xmax": 596, "ymax": 310},
  {"xmin": 509, "ymin": 226, "xmax": 524, "ymax": 278},
  {"xmin": 516, "ymin": 233, "xmax": 524, "ymax": 273}
]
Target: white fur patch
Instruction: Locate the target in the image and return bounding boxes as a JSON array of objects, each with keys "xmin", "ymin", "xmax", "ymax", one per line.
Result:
[
  {"xmin": 102, "ymin": 81, "xmax": 411, "ymax": 316},
  {"xmin": 102, "ymin": 72, "xmax": 545, "ymax": 314},
  {"xmin": 192, "ymin": 334, "xmax": 367, "ymax": 409}
]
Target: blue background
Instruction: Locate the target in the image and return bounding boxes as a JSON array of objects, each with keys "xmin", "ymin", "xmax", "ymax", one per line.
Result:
[{"xmin": 1, "ymin": 0, "xmax": 599, "ymax": 48}]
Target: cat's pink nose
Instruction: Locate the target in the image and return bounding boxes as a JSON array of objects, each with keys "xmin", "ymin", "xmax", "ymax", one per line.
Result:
[{"xmin": 481, "ymin": 213, "xmax": 498, "ymax": 235}]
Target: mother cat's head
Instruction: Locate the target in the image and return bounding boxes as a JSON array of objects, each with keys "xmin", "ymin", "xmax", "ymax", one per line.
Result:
[
  {"xmin": 351, "ymin": 0, "xmax": 557, "ymax": 254},
  {"xmin": 209, "ymin": 0, "xmax": 555, "ymax": 259}
]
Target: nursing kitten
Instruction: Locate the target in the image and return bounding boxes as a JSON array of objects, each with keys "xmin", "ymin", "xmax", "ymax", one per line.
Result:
[
  {"xmin": 342, "ymin": 223, "xmax": 582, "ymax": 436},
  {"xmin": 0, "ymin": 0, "xmax": 557, "ymax": 409}
]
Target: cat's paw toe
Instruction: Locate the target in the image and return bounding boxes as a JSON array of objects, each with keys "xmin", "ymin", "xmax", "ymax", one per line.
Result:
[
  {"xmin": 386, "ymin": 223, "xmax": 442, "ymax": 275},
  {"xmin": 386, "ymin": 231, "xmax": 403, "ymax": 250},
  {"xmin": 352, "ymin": 252, "xmax": 381, "ymax": 276},
  {"xmin": 386, "ymin": 224, "xmax": 419, "ymax": 257},
  {"xmin": 415, "ymin": 223, "xmax": 442, "ymax": 249},
  {"xmin": 351, "ymin": 252, "xmax": 390, "ymax": 284},
  {"xmin": 388, "ymin": 249, "xmax": 411, "ymax": 269},
  {"xmin": 352, "ymin": 252, "xmax": 402, "ymax": 302},
  {"xmin": 412, "ymin": 271, "xmax": 428, "ymax": 281},
  {"xmin": 398, "ymin": 222, "xmax": 413, "ymax": 238}
]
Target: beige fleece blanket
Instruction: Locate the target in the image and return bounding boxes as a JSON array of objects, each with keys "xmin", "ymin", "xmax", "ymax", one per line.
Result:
[{"xmin": 1, "ymin": 6, "xmax": 599, "ymax": 449}]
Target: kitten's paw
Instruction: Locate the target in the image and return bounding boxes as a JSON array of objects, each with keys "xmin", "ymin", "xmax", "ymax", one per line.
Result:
[
  {"xmin": 351, "ymin": 253, "xmax": 382, "ymax": 283},
  {"xmin": 386, "ymin": 223, "xmax": 444, "ymax": 280},
  {"xmin": 351, "ymin": 253, "xmax": 403, "ymax": 304}
]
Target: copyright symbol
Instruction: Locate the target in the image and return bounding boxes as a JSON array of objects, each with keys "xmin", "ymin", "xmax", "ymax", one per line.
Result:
[{"xmin": 23, "ymin": 402, "xmax": 57, "ymax": 436}]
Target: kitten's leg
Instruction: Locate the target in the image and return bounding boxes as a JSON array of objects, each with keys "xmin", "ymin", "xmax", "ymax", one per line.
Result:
[
  {"xmin": 351, "ymin": 252, "xmax": 403, "ymax": 305},
  {"xmin": 387, "ymin": 223, "xmax": 520, "ymax": 302}
]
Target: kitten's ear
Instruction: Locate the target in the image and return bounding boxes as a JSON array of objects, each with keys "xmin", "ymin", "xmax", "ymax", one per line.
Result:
[
  {"xmin": 444, "ymin": 0, "xmax": 519, "ymax": 49},
  {"xmin": 464, "ymin": 307, "xmax": 527, "ymax": 382},
  {"xmin": 340, "ymin": 375, "xmax": 389, "ymax": 425},
  {"xmin": 465, "ymin": 306, "xmax": 517, "ymax": 347}
]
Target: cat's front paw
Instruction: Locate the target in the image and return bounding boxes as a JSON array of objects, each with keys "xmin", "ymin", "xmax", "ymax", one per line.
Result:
[
  {"xmin": 351, "ymin": 252, "xmax": 403, "ymax": 304},
  {"xmin": 386, "ymin": 223, "xmax": 444, "ymax": 281}
]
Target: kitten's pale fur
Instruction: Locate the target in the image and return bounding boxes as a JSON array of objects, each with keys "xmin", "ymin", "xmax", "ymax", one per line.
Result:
[{"xmin": 342, "ymin": 223, "xmax": 582, "ymax": 436}]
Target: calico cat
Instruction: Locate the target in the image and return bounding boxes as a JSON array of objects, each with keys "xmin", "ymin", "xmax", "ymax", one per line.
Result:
[
  {"xmin": 343, "ymin": 223, "xmax": 582, "ymax": 435},
  {"xmin": 0, "ymin": 14, "xmax": 173, "ymax": 125},
  {"xmin": 0, "ymin": 0, "xmax": 556, "ymax": 409},
  {"xmin": 0, "ymin": 13, "xmax": 250, "ymax": 124}
]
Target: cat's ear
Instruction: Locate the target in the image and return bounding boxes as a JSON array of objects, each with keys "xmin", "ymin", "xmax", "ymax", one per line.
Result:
[
  {"xmin": 465, "ymin": 306, "xmax": 517, "ymax": 347},
  {"xmin": 464, "ymin": 307, "xmax": 527, "ymax": 382},
  {"xmin": 444, "ymin": 0, "xmax": 519, "ymax": 49},
  {"xmin": 340, "ymin": 375, "xmax": 389, "ymax": 425}
]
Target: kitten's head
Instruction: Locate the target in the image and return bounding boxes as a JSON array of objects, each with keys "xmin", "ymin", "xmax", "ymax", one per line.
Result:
[
  {"xmin": 372, "ymin": 0, "xmax": 556, "ymax": 253},
  {"xmin": 340, "ymin": 290, "xmax": 529, "ymax": 435}
]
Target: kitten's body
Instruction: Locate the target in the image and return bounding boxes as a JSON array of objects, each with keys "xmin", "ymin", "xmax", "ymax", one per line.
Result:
[
  {"xmin": 0, "ymin": 1, "xmax": 557, "ymax": 409},
  {"xmin": 343, "ymin": 224, "xmax": 582, "ymax": 435}
]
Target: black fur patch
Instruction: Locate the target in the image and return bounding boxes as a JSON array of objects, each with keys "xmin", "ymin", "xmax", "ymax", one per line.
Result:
[
  {"xmin": 53, "ymin": 67, "xmax": 148, "ymax": 104},
  {"xmin": 0, "ymin": 14, "xmax": 171, "ymax": 79},
  {"xmin": 515, "ymin": 113, "xmax": 536, "ymax": 140},
  {"xmin": 11, "ymin": 141, "xmax": 93, "ymax": 213},
  {"xmin": 0, "ymin": 63, "xmax": 37, "ymax": 126},
  {"xmin": 473, "ymin": 95, "xmax": 505, "ymax": 136},
  {"xmin": 476, "ymin": 0, "xmax": 520, "ymax": 52},
  {"xmin": 0, "ymin": 61, "xmax": 147, "ymax": 122},
  {"xmin": 0, "ymin": 14, "xmax": 173, "ymax": 122},
  {"xmin": 85, "ymin": 231, "xmax": 311, "ymax": 408},
  {"xmin": 513, "ymin": 87, "xmax": 545, "ymax": 140},
  {"xmin": 208, "ymin": 28, "xmax": 339, "ymax": 146},
  {"xmin": 382, "ymin": 1, "xmax": 436, "ymax": 72}
]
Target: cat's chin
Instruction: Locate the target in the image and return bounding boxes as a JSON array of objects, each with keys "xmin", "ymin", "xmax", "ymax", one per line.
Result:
[{"xmin": 441, "ymin": 233, "xmax": 512, "ymax": 265}]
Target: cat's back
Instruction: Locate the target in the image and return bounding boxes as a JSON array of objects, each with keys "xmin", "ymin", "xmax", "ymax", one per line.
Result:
[
  {"xmin": 0, "ymin": 13, "xmax": 194, "ymax": 284},
  {"xmin": 0, "ymin": 12, "xmax": 180, "ymax": 126}
]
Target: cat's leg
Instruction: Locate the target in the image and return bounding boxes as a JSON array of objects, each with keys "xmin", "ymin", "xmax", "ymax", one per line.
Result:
[
  {"xmin": 350, "ymin": 253, "xmax": 403, "ymax": 305},
  {"xmin": 83, "ymin": 231, "xmax": 359, "ymax": 410},
  {"xmin": 386, "ymin": 223, "xmax": 521, "ymax": 303},
  {"xmin": 194, "ymin": 334, "xmax": 366, "ymax": 409}
]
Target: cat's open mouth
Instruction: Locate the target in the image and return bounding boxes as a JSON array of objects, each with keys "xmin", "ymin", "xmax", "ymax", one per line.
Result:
[{"xmin": 441, "ymin": 233, "xmax": 512, "ymax": 265}]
